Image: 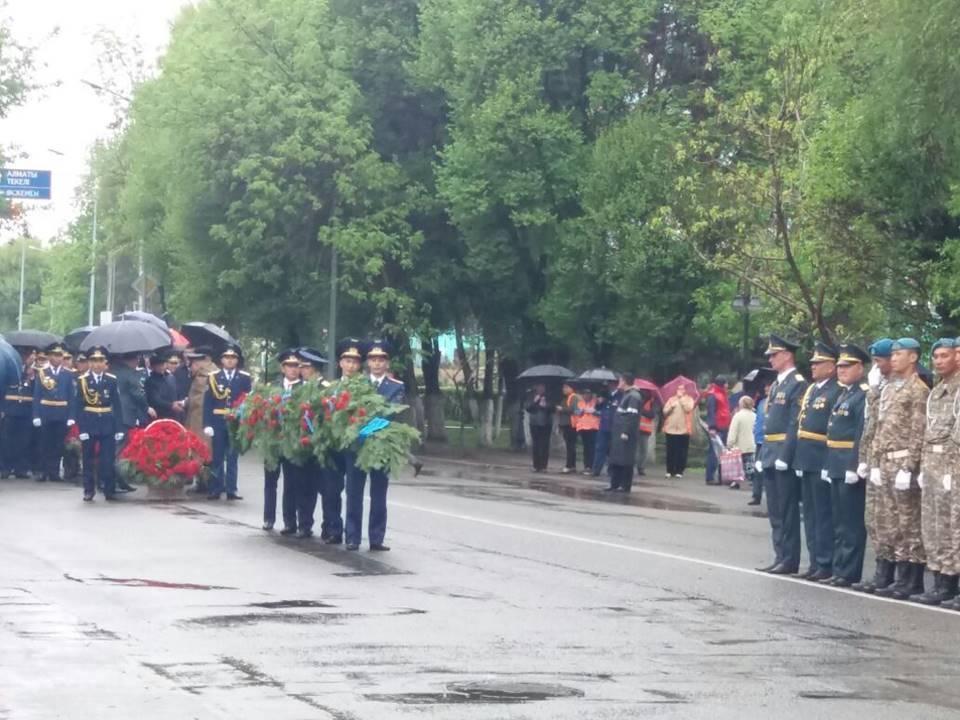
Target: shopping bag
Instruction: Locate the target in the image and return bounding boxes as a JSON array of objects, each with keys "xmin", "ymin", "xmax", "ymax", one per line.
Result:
[{"xmin": 720, "ymin": 448, "xmax": 745, "ymax": 484}]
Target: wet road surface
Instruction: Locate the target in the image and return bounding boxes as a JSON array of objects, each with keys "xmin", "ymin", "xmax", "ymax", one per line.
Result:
[{"xmin": 1, "ymin": 456, "xmax": 959, "ymax": 719}]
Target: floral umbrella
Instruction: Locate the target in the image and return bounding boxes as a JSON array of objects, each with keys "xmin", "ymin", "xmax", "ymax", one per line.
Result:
[{"xmin": 660, "ymin": 375, "xmax": 699, "ymax": 403}]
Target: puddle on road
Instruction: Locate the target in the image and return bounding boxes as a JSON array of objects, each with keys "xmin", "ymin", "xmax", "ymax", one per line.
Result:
[
  {"xmin": 246, "ymin": 599, "xmax": 335, "ymax": 609},
  {"xmin": 182, "ymin": 607, "xmax": 424, "ymax": 628},
  {"xmin": 366, "ymin": 681, "xmax": 584, "ymax": 704}
]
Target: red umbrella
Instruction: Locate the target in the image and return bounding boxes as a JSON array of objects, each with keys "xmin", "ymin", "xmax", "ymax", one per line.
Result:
[
  {"xmin": 660, "ymin": 375, "xmax": 699, "ymax": 403},
  {"xmin": 633, "ymin": 378, "xmax": 663, "ymax": 403},
  {"xmin": 169, "ymin": 329, "xmax": 189, "ymax": 348}
]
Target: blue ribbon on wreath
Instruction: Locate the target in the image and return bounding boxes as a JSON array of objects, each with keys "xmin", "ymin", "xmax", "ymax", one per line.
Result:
[
  {"xmin": 303, "ymin": 411, "xmax": 316, "ymax": 434},
  {"xmin": 358, "ymin": 417, "xmax": 390, "ymax": 439}
]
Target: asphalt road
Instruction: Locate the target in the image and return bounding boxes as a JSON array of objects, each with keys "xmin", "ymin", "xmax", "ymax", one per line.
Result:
[{"xmin": 1, "ymin": 456, "xmax": 959, "ymax": 719}]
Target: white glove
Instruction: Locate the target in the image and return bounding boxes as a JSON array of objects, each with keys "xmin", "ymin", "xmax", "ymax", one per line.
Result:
[
  {"xmin": 857, "ymin": 462, "xmax": 868, "ymax": 479},
  {"xmin": 204, "ymin": 426, "xmax": 215, "ymax": 437},
  {"xmin": 869, "ymin": 468, "xmax": 881, "ymax": 486},
  {"xmin": 78, "ymin": 433, "xmax": 90, "ymax": 441},
  {"xmin": 944, "ymin": 474, "xmax": 952, "ymax": 491},
  {"xmin": 114, "ymin": 432, "xmax": 124, "ymax": 442},
  {"xmin": 894, "ymin": 469, "xmax": 911, "ymax": 490},
  {"xmin": 868, "ymin": 364, "xmax": 882, "ymax": 388},
  {"xmin": 917, "ymin": 472, "xmax": 924, "ymax": 489},
  {"xmin": 844, "ymin": 471, "xmax": 859, "ymax": 485},
  {"xmin": 66, "ymin": 419, "xmax": 75, "ymax": 427},
  {"xmin": 32, "ymin": 418, "xmax": 41, "ymax": 427},
  {"xmin": 755, "ymin": 460, "xmax": 763, "ymax": 473},
  {"xmin": 796, "ymin": 469, "xmax": 804, "ymax": 478},
  {"xmin": 774, "ymin": 459, "xmax": 788, "ymax": 471},
  {"xmin": 821, "ymin": 469, "xmax": 830, "ymax": 481}
]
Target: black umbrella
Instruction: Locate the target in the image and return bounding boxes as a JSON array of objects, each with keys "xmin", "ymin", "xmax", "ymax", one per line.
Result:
[
  {"xmin": 517, "ymin": 364, "xmax": 575, "ymax": 381},
  {"xmin": 64, "ymin": 325, "xmax": 97, "ymax": 353},
  {"xmin": 119, "ymin": 311, "xmax": 169, "ymax": 331},
  {"xmin": 742, "ymin": 367, "xmax": 776, "ymax": 384},
  {"xmin": 2, "ymin": 329, "xmax": 61, "ymax": 349},
  {"xmin": 180, "ymin": 322, "xmax": 238, "ymax": 355},
  {"xmin": 79, "ymin": 321, "xmax": 171, "ymax": 355},
  {"xmin": 0, "ymin": 337, "xmax": 21, "ymax": 387},
  {"xmin": 576, "ymin": 367, "xmax": 618, "ymax": 383}
]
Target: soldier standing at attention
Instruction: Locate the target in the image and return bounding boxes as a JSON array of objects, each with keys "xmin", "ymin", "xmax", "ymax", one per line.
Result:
[
  {"xmin": 755, "ymin": 335, "xmax": 808, "ymax": 575},
  {"xmin": 32, "ymin": 342, "xmax": 76, "ymax": 483},
  {"xmin": 873, "ymin": 338, "xmax": 929, "ymax": 600},
  {"xmin": 73, "ymin": 346, "xmax": 123, "ymax": 501},
  {"xmin": 263, "ymin": 350, "xmax": 304, "ymax": 534},
  {"xmin": 344, "ymin": 339, "xmax": 403, "ymax": 552},
  {"xmin": 911, "ymin": 339, "xmax": 960, "ymax": 605},
  {"xmin": 793, "ymin": 342, "xmax": 842, "ymax": 581},
  {"xmin": 822, "ymin": 343, "xmax": 871, "ymax": 587},
  {"xmin": 2, "ymin": 347, "xmax": 36, "ymax": 479},
  {"xmin": 203, "ymin": 345, "xmax": 252, "ymax": 501},
  {"xmin": 852, "ymin": 338, "xmax": 896, "ymax": 593},
  {"xmin": 325, "ymin": 339, "xmax": 365, "ymax": 545}
]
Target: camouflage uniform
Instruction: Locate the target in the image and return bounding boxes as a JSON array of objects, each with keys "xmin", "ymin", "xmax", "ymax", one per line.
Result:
[
  {"xmin": 920, "ymin": 374, "xmax": 960, "ymax": 573},
  {"xmin": 859, "ymin": 382, "xmax": 890, "ymax": 558},
  {"xmin": 874, "ymin": 374, "xmax": 929, "ymax": 563},
  {"xmin": 948, "ymin": 395, "xmax": 960, "ymax": 576}
]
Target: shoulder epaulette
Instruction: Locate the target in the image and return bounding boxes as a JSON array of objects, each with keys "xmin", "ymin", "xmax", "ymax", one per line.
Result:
[
  {"xmin": 238, "ymin": 370, "xmax": 251, "ymax": 377},
  {"xmin": 104, "ymin": 373, "xmax": 116, "ymax": 379},
  {"xmin": 795, "ymin": 373, "xmax": 805, "ymax": 382},
  {"xmin": 860, "ymin": 383, "xmax": 869, "ymax": 391}
]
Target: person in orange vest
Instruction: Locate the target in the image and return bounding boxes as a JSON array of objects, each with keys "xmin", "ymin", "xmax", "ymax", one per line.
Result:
[
  {"xmin": 573, "ymin": 387, "xmax": 601, "ymax": 475},
  {"xmin": 635, "ymin": 391, "xmax": 658, "ymax": 476},
  {"xmin": 704, "ymin": 376, "xmax": 732, "ymax": 485},
  {"xmin": 556, "ymin": 383, "xmax": 579, "ymax": 473}
]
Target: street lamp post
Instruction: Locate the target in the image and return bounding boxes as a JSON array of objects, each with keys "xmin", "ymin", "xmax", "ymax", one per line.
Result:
[
  {"xmin": 732, "ymin": 286, "xmax": 761, "ymax": 374},
  {"xmin": 17, "ymin": 240, "xmax": 42, "ymax": 331},
  {"xmin": 89, "ymin": 191, "xmax": 97, "ymax": 324}
]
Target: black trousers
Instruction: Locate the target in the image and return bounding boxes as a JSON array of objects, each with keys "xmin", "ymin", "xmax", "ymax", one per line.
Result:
[
  {"xmin": 298, "ymin": 457, "xmax": 321, "ymax": 534},
  {"xmin": 561, "ymin": 425, "xmax": 578, "ymax": 469},
  {"xmin": 773, "ymin": 468, "xmax": 802, "ymax": 570},
  {"xmin": 1, "ymin": 415, "xmax": 31, "ymax": 475},
  {"xmin": 263, "ymin": 461, "xmax": 299, "ymax": 530},
  {"xmin": 579, "ymin": 430, "xmax": 597, "ymax": 471},
  {"xmin": 664, "ymin": 434, "xmax": 690, "ymax": 476},
  {"xmin": 609, "ymin": 464, "xmax": 634, "ymax": 492},
  {"xmin": 530, "ymin": 425, "xmax": 551, "ymax": 470},
  {"xmin": 831, "ymin": 477, "xmax": 866, "ymax": 582},
  {"xmin": 40, "ymin": 420, "xmax": 68, "ymax": 480}
]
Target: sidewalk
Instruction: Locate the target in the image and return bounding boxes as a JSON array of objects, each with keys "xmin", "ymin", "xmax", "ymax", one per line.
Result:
[{"xmin": 419, "ymin": 442, "xmax": 767, "ymax": 519}]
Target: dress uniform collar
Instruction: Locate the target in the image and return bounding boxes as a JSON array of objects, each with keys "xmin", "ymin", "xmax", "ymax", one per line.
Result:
[{"xmin": 776, "ymin": 367, "xmax": 797, "ymax": 383}]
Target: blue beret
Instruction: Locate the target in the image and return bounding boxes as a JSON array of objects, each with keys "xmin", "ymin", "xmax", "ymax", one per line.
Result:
[
  {"xmin": 932, "ymin": 338, "xmax": 957, "ymax": 352},
  {"xmin": 868, "ymin": 338, "xmax": 894, "ymax": 358},
  {"xmin": 892, "ymin": 338, "xmax": 921, "ymax": 352}
]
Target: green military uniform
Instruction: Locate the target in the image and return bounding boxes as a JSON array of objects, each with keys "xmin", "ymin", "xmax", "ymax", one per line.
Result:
[{"xmin": 824, "ymin": 344, "xmax": 870, "ymax": 586}]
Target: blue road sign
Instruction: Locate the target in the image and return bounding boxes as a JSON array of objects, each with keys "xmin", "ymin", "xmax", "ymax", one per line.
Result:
[{"xmin": 0, "ymin": 169, "xmax": 52, "ymax": 200}]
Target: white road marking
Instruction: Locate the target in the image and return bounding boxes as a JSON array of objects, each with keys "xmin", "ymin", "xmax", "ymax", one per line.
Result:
[{"xmin": 390, "ymin": 500, "xmax": 960, "ymax": 616}]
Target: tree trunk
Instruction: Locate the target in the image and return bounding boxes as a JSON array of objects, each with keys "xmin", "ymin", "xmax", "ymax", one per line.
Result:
[
  {"xmin": 421, "ymin": 335, "xmax": 447, "ymax": 442},
  {"xmin": 479, "ymin": 346, "xmax": 496, "ymax": 447},
  {"xmin": 500, "ymin": 354, "xmax": 525, "ymax": 450}
]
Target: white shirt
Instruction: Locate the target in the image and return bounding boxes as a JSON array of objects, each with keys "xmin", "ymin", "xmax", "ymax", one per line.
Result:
[
  {"xmin": 370, "ymin": 374, "xmax": 385, "ymax": 387},
  {"xmin": 224, "ymin": 371, "xmax": 234, "ymax": 382},
  {"xmin": 93, "ymin": 374, "xmax": 103, "ymax": 384},
  {"xmin": 816, "ymin": 379, "xmax": 829, "ymax": 389},
  {"xmin": 282, "ymin": 379, "xmax": 297, "ymax": 391},
  {"xmin": 777, "ymin": 367, "xmax": 797, "ymax": 384}
]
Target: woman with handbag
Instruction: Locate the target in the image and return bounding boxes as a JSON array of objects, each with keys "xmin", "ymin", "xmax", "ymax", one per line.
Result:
[{"xmin": 725, "ymin": 396, "xmax": 757, "ymax": 489}]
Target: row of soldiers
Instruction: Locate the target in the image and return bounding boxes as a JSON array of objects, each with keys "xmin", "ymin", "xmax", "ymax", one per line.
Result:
[
  {"xmin": 756, "ymin": 333, "xmax": 960, "ymax": 608},
  {"xmin": 202, "ymin": 337, "xmax": 406, "ymax": 552}
]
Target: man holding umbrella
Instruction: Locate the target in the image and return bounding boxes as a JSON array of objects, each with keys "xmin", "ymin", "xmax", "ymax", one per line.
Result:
[
  {"xmin": 203, "ymin": 345, "xmax": 252, "ymax": 501},
  {"xmin": 606, "ymin": 373, "xmax": 644, "ymax": 493}
]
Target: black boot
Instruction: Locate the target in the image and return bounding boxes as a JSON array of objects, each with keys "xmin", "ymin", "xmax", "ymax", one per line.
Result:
[
  {"xmin": 892, "ymin": 563, "xmax": 926, "ymax": 600},
  {"xmin": 853, "ymin": 558, "xmax": 892, "ymax": 594},
  {"xmin": 910, "ymin": 570, "xmax": 941, "ymax": 605},
  {"xmin": 875, "ymin": 561, "xmax": 909, "ymax": 598},
  {"xmin": 940, "ymin": 574, "xmax": 960, "ymax": 603}
]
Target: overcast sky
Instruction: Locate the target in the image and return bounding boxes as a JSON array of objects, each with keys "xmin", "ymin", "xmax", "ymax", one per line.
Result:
[{"xmin": 1, "ymin": 0, "xmax": 195, "ymax": 241}]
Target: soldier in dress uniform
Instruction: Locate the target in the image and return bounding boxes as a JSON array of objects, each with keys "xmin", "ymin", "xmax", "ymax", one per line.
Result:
[
  {"xmin": 1, "ymin": 347, "xmax": 37, "ymax": 479},
  {"xmin": 203, "ymin": 345, "xmax": 252, "ymax": 501},
  {"xmin": 942, "ymin": 338, "xmax": 960, "ymax": 611},
  {"xmin": 852, "ymin": 338, "xmax": 895, "ymax": 593},
  {"xmin": 295, "ymin": 347, "xmax": 331, "ymax": 540},
  {"xmin": 324, "ymin": 339, "xmax": 365, "ymax": 545},
  {"xmin": 263, "ymin": 350, "xmax": 304, "ymax": 533},
  {"xmin": 822, "ymin": 343, "xmax": 871, "ymax": 587},
  {"xmin": 344, "ymin": 339, "xmax": 401, "ymax": 551},
  {"xmin": 73, "ymin": 346, "xmax": 123, "ymax": 501},
  {"xmin": 872, "ymin": 338, "xmax": 930, "ymax": 600},
  {"xmin": 793, "ymin": 341, "xmax": 842, "ymax": 581},
  {"xmin": 910, "ymin": 338, "xmax": 960, "ymax": 605},
  {"xmin": 32, "ymin": 342, "xmax": 76, "ymax": 482},
  {"xmin": 755, "ymin": 334, "xmax": 808, "ymax": 574}
]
